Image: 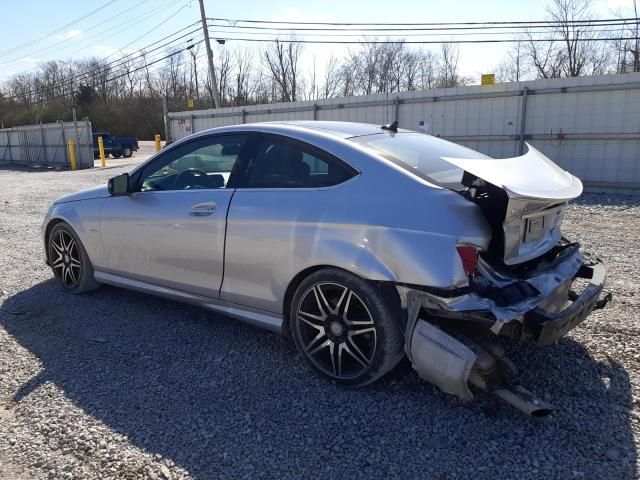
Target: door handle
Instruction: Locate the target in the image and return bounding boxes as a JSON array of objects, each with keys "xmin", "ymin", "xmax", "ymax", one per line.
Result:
[{"xmin": 189, "ymin": 202, "xmax": 216, "ymax": 216}]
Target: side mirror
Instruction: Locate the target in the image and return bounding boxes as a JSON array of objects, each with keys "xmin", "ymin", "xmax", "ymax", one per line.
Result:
[{"xmin": 108, "ymin": 173, "xmax": 130, "ymax": 195}]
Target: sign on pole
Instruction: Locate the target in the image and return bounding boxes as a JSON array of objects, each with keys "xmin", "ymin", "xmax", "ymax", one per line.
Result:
[{"xmin": 481, "ymin": 74, "xmax": 495, "ymax": 85}]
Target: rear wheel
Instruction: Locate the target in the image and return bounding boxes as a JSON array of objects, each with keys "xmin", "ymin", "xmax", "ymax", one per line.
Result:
[
  {"xmin": 122, "ymin": 146, "xmax": 132, "ymax": 158},
  {"xmin": 289, "ymin": 268, "xmax": 404, "ymax": 387},
  {"xmin": 48, "ymin": 223, "xmax": 101, "ymax": 294}
]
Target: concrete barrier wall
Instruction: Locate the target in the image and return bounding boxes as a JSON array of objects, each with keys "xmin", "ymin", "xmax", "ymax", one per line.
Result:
[
  {"xmin": 0, "ymin": 120, "xmax": 93, "ymax": 169},
  {"xmin": 168, "ymin": 73, "xmax": 640, "ymax": 192}
]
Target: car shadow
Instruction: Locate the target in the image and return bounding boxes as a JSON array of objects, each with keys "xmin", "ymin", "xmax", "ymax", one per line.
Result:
[{"xmin": 1, "ymin": 280, "xmax": 636, "ymax": 479}]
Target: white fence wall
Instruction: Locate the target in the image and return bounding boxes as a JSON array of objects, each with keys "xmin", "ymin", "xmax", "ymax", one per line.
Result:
[
  {"xmin": 169, "ymin": 73, "xmax": 640, "ymax": 192},
  {"xmin": 0, "ymin": 120, "xmax": 93, "ymax": 169}
]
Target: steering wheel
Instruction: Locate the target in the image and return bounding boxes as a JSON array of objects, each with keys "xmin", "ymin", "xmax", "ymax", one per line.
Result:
[{"xmin": 174, "ymin": 169, "xmax": 212, "ymax": 190}]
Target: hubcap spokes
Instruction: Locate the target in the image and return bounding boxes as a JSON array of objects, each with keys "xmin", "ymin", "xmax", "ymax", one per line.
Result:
[
  {"xmin": 297, "ymin": 283, "xmax": 377, "ymax": 379},
  {"xmin": 50, "ymin": 231, "xmax": 81, "ymax": 287}
]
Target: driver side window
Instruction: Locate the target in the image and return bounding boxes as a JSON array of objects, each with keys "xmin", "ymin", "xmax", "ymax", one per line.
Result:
[{"xmin": 140, "ymin": 135, "xmax": 247, "ymax": 192}]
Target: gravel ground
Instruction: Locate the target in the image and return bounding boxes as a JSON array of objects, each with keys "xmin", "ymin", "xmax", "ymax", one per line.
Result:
[{"xmin": 0, "ymin": 162, "xmax": 639, "ymax": 480}]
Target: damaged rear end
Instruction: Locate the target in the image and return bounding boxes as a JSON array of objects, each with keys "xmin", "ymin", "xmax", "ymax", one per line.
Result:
[{"xmin": 395, "ymin": 143, "xmax": 611, "ymax": 416}]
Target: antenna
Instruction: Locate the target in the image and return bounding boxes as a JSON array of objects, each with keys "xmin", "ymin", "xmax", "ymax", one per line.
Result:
[{"xmin": 381, "ymin": 120, "xmax": 398, "ymax": 133}]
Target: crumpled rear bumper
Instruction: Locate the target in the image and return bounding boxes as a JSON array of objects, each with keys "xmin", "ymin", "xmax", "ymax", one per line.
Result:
[
  {"xmin": 523, "ymin": 259, "xmax": 611, "ymax": 345},
  {"xmin": 396, "ymin": 245, "xmax": 611, "ymax": 343},
  {"xmin": 397, "ymin": 246, "xmax": 611, "ymax": 415}
]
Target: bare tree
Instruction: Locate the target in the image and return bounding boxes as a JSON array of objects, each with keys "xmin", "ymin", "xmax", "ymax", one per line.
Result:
[
  {"xmin": 306, "ymin": 54, "xmax": 318, "ymax": 100},
  {"xmin": 525, "ymin": 0, "xmax": 611, "ymax": 78},
  {"xmin": 613, "ymin": 0, "xmax": 640, "ymax": 72},
  {"xmin": 437, "ymin": 43, "xmax": 461, "ymax": 87},
  {"xmin": 263, "ymin": 39, "xmax": 303, "ymax": 102},
  {"xmin": 215, "ymin": 48, "xmax": 233, "ymax": 106},
  {"xmin": 548, "ymin": 0, "xmax": 610, "ymax": 76},
  {"xmin": 416, "ymin": 50, "xmax": 437, "ymax": 89},
  {"xmin": 231, "ymin": 47, "xmax": 254, "ymax": 105},
  {"xmin": 338, "ymin": 60, "xmax": 357, "ymax": 97},
  {"xmin": 525, "ymin": 28, "xmax": 565, "ymax": 78},
  {"xmin": 321, "ymin": 55, "xmax": 342, "ymax": 98},
  {"xmin": 497, "ymin": 41, "xmax": 530, "ymax": 82}
]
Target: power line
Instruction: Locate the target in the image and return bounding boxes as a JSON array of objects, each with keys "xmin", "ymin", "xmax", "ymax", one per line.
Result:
[
  {"xmin": 206, "ymin": 23, "xmax": 636, "ymax": 38},
  {"xmin": 9, "ymin": 41, "xmax": 202, "ymax": 107},
  {"xmin": 0, "ymin": 0, "xmax": 149, "ymax": 65},
  {"xmin": 0, "ymin": 0, "xmax": 179, "ymax": 67},
  {"xmin": 208, "ymin": 16, "xmax": 640, "ymax": 27},
  {"xmin": 0, "ymin": 0, "xmax": 119, "ymax": 57},
  {"xmin": 105, "ymin": 1, "xmax": 191, "ymax": 60},
  {"xmin": 2, "ymin": 26, "xmax": 202, "ymax": 102},
  {"xmin": 206, "ymin": 35, "xmax": 640, "ymax": 45},
  {"xmin": 207, "ymin": 18, "xmax": 640, "ymax": 33}
]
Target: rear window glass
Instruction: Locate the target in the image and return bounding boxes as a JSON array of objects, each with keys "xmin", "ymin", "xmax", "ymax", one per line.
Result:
[{"xmin": 352, "ymin": 133, "xmax": 489, "ymax": 188}]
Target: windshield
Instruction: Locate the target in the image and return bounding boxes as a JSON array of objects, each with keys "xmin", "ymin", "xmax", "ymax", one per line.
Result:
[{"xmin": 352, "ymin": 132, "xmax": 490, "ymax": 188}]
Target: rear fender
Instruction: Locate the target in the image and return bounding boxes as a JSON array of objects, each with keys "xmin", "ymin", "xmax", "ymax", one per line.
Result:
[{"xmin": 292, "ymin": 237, "xmax": 397, "ymax": 283}]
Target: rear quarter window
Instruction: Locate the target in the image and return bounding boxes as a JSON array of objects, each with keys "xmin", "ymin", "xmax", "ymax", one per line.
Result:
[{"xmin": 352, "ymin": 133, "xmax": 489, "ymax": 188}]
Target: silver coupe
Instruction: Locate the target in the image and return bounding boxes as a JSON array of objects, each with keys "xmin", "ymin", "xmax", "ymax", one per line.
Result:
[{"xmin": 43, "ymin": 121, "xmax": 611, "ymax": 415}]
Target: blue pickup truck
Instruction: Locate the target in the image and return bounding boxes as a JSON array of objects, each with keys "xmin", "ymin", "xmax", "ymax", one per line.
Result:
[{"xmin": 92, "ymin": 132, "xmax": 139, "ymax": 158}]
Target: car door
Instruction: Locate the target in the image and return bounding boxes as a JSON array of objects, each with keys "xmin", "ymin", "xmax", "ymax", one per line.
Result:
[
  {"xmin": 221, "ymin": 134, "xmax": 358, "ymax": 312},
  {"xmin": 98, "ymin": 133, "xmax": 249, "ymax": 299},
  {"xmin": 103, "ymin": 134, "xmax": 114, "ymax": 153}
]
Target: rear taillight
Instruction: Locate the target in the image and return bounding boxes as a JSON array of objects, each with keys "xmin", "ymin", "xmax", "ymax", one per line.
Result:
[{"xmin": 456, "ymin": 245, "xmax": 479, "ymax": 277}]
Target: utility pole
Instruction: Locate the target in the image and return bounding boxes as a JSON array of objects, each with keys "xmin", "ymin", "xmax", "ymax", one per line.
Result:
[
  {"xmin": 198, "ymin": 0, "xmax": 222, "ymax": 108},
  {"xmin": 162, "ymin": 96, "xmax": 170, "ymax": 144}
]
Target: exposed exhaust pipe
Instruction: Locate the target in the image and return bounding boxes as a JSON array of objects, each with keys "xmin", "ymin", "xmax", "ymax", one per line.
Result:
[
  {"xmin": 493, "ymin": 385, "xmax": 554, "ymax": 417},
  {"xmin": 406, "ymin": 316, "xmax": 555, "ymax": 416}
]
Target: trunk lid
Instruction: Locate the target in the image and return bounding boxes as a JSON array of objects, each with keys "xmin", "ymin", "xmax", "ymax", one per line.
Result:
[{"xmin": 442, "ymin": 144, "xmax": 582, "ymax": 265}]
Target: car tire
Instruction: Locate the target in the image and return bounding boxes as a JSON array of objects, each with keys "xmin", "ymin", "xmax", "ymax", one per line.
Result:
[
  {"xmin": 289, "ymin": 268, "xmax": 404, "ymax": 387},
  {"xmin": 48, "ymin": 222, "xmax": 101, "ymax": 294},
  {"xmin": 122, "ymin": 146, "xmax": 132, "ymax": 158}
]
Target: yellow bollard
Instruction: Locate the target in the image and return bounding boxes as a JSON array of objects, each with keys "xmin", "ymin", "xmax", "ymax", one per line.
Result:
[
  {"xmin": 98, "ymin": 136, "xmax": 106, "ymax": 167},
  {"xmin": 154, "ymin": 134, "xmax": 161, "ymax": 152},
  {"xmin": 67, "ymin": 138, "xmax": 77, "ymax": 171}
]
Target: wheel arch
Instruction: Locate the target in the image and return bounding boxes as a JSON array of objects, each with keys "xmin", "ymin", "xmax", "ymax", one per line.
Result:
[
  {"xmin": 44, "ymin": 215, "xmax": 92, "ymax": 265},
  {"xmin": 281, "ymin": 264, "xmax": 403, "ymax": 337},
  {"xmin": 44, "ymin": 217, "xmax": 69, "ymax": 264}
]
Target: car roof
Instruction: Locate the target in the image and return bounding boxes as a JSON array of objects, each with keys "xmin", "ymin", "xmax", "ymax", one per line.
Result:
[
  {"xmin": 271, "ymin": 120, "xmax": 416, "ymax": 138},
  {"xmin": 270, "ymin": 121, "xmax": 388, "ymax": 138},
  {"xmin": 193, "ymin": 121, "xmax": 410, "ymax": 141}
]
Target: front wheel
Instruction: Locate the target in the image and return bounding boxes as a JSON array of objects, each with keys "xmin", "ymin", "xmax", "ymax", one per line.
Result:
[
  {"xmin": 48, "ymin": 223, "xmax": 101, "ymax": 294},
  {"xmin": 289, "ymin": 268, "xmax": 404, "ymax": 387}
]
